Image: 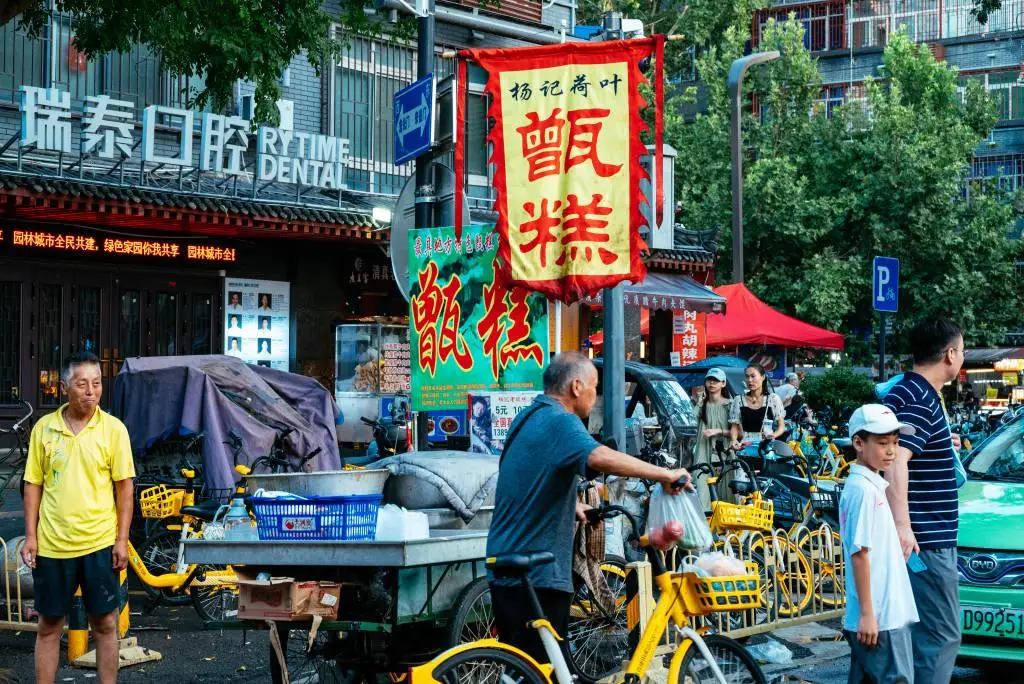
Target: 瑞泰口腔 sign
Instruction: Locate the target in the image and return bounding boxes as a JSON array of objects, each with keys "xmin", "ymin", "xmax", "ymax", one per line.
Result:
[
  {"xmin": 17, "ymin": 86, "xmax": 350, "ymax": 190},
  {"xmin": 409, "ymin": 224, "xmax": 548, "ymax": 411},
  {"xmin": 456, "ymin": 39, "xmax": 664, "ymax": 302}
]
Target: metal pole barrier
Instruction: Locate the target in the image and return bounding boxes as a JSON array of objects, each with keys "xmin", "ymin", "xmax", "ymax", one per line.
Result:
[
  {"xmin": 67, "ymin": 587, "xmax": 88, "ymax": 662},
  {"xmin": 603, "ymin": 284, "xmax": 626, "ymax": 451},
  {"xmin": 414, "ymin": 0, "xmax": 437, "ymax": 452}
]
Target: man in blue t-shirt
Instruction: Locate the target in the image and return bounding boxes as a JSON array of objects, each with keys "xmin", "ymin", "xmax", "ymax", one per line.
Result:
[
  {"xmin": 487, "ymin": 352, "xmax": 691, "ymax": 662},
  {"xmin": 884, "ymin": 316, "xmax": 964, "ymax": 684}
]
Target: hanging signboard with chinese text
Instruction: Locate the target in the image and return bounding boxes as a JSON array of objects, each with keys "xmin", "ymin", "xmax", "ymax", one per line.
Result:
[
  {"xmin": 455, "ymin": 38, "xmax": 665, "ymax": 302},
  {"xmin": 672, "ymin": 311, "xmax": 706, "ymax": 365},
  {"xmin": 409, "ymin": 224, "xmax": 548, "ymax": 411}
]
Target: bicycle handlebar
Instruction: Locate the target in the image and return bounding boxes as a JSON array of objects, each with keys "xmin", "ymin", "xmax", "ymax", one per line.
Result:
[
  {"xmin": 585, "ymin": 504, "xmax": 640, "ymax": 541},
  {"xmin": 0, "ymin": 400, "xmax": 34, "ymax": 435},
  {"xmin": 13, "ymin": 400, "xmax": 33, "ymax": 430}
]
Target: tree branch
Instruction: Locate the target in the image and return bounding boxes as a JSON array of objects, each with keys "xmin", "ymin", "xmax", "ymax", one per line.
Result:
[{"xmin": 0, "ymin": 0, "xmax": 42, "ymax": 26}]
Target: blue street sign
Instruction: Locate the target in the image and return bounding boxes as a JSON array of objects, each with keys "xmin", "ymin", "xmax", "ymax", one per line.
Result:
[
  {"xmin": 873, "ymin": 256, "xmax": 900, "ymax": 313},
  {"xmin": 394, "ymin": 74, "xmax": 435, "ymax": 166}
]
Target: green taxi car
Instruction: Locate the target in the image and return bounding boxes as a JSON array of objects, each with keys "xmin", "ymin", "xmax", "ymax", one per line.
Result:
[{"xmin": 958, "ymin": 416, "xmax": 1024, "ymax": 663}]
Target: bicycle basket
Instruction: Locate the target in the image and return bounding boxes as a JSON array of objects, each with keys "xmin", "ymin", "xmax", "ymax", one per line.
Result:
[
  {"xmin": 810, "ymin": 487, "xmax": 841, "ymax": 516},
  {"xmin": 709, "ymin": 497, "xmax": 774, "ymax": 534},
  {"xmin": 138, "ymin": 485, "xmax": 185, "ymax": 519},
  {"xmin": 680, "ymin": 562, "xmax": 762, "ymax": 615}
]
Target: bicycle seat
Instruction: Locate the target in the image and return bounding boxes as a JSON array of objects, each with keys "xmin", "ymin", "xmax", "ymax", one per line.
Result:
[
  {"xmin": 776, "ymin": 474, "xmax": 812, "ymax": 500},
  {"xmin": 487, "ymin": 552, "xmax": 555, "ymax": 577},
  {"xmin": 180, "ymin": 500, "xmax": 222, "ymax": 522}
]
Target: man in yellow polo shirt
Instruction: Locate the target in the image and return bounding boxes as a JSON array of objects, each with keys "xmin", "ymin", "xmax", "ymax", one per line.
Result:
[{"xmin": 21, "ymin": 351, "xmax": 135, "ymax": 683}]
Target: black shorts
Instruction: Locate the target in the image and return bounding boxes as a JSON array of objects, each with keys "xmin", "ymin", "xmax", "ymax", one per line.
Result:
[{"xmin": 33, "ymin": 546, "xmax": 120, "ymax": 618}]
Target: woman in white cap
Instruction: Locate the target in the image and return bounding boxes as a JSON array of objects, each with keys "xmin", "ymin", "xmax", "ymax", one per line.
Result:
[{"xmin": 693, "ymin": 368, "xmax": 733, "ymax": 511}]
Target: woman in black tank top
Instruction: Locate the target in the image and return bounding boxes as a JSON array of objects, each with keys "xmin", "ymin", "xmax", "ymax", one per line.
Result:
[{"xmin": 729, "ymin": 363, "xmax": 786, "ymax": 450}]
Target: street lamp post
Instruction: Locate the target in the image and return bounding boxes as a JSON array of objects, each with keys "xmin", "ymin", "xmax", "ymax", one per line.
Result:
[{"xmin": 729, "ymin": 51, "xmax": 779, "ymax": 284}]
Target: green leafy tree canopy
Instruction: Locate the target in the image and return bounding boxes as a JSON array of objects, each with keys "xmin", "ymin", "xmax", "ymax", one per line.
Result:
[{"xmin": 2, "ymin": 0, "xmax": 410, "ymax": 124}]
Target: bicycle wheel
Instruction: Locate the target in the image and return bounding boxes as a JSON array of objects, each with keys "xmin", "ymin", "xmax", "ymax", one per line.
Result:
[
  {"xmin": 796, "ymin": 529, "xmax": 844, "ymax": 608},
  {"xmin": 191, "ymin": 577, "xmax": 239, "ymax": 623},
  {"xmin": 428, "ymin": 646, "xmax": 547, "ymax": 684},
  {"xmin": 748, "ymin": 536, "xmax": 812, "ymax": 617},
  {"xmin": 135, "ymin": 530, "xmax": 192, "ymax": 606},
  {"xmin": 448, "ymin": 577, "xmax": 495, "ymax": 646},
  {"xmin": 677, "ymin": 634, "xmax": 766, "ymax": 684},
  {"xmin": 567, "ymin": 556, "xmax": 629, "ymax": 684},
  {"xmin": 270, "ymin": 627, "xmax": 346, "ymax": 684}
]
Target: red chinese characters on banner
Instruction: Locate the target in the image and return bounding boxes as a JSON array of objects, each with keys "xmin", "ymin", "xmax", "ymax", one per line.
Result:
[
  {"xmin": 673, "ymin": 310, "xmax": 707, "ymax": 365},
  {"xmin": 476, "ymin": 274, "xmax": 545, "ymax": 381},
  {"xmin": 456, "ymin": 38, "xmax": 665, "ymax": 303},
  {"xmin": 410, "ymin": 262, "xmax": 473, "ymax": 375}
]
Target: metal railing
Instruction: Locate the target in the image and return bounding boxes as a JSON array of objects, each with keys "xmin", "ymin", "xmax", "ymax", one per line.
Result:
[
  {"xmin": 0, "ymin": 536, "xmax": 36, "ymax": 632},
  {"xmin": 756, "ymin": 1, "xmax": 848, "ymax": 53},
  {"xmin": 848, "ymin": 0, "xmax": 1024, "ymax": 50},
  {"xmin": 647, "ymin": 524, "xmax": 846, "ymax": 644}
]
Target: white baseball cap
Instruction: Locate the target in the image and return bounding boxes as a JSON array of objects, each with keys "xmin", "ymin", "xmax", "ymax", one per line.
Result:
[
  {"xmin": 848, "ymin": 404, "xmax": 916, "ymax": 437},
  {"xmin": 705, "ymin": 368, "xmax": 727, "ymax": 383}
]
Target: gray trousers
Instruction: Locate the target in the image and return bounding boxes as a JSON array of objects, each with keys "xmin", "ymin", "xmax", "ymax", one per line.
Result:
[
  {"xmin": 908, "ymin": 547, "xmax": 961, "ymax": 684},
  {"xmin": 845, "ymin": 626, "xmax": 914, "ymax": 684}
]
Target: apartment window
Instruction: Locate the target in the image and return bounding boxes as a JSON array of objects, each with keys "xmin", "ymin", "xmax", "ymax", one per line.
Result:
[
  {"xmin": 958, "ymin": 71, "xmax": 1024, "ymax": 122},
  {"xmin": 0, "ymin": 10, "xmax": 207, "ymax": 109},
  {"xmin": 330, "ymin": 34, "xmax": 491, "ymax": 198},
  {"xmin": 969, "ymin": 154, "xmax": 1024, "ymax": 193},
  {"xmin": 755, "ymin": 2, "xmax": 846, "ymax": 53},
  {"xmin": 817, "ymin": 85, "xmax": 846, "ymax": 118},
  {"xmin": 332, "ymin": 38, "xmax": 416, "ymax": 195}
]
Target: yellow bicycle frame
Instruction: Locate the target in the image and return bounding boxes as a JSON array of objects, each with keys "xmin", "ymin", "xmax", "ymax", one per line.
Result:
[{"xmin": 409, "ymin": 569, "xmax": 705, "ymax": 684}]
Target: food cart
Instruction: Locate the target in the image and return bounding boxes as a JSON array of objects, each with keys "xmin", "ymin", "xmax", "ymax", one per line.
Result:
[{"xmin": 184, "ymin": 527, "xmax": 491, "ymax": 683}]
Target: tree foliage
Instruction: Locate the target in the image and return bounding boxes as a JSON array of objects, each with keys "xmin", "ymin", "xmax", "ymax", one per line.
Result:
[
  {"xmin": 802, "ymin": 366, "xmax": 877, "ymax": 416},
  {"xmin": 666, "ymin": 5, "xmax": 1023, "ymax": 358},
  {"xmin": 4, "ymin": 0, "xmax": 409, "ymax": 124}
]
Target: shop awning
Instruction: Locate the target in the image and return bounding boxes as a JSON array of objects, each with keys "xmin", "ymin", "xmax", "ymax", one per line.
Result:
[
  {"xmin": 964, "ymin": 348, "xmax": 1024, "ymax": 365},
  {"xmin": 582, "ymin": 273, "xmax": 726, "ymax": 314},
  {"xmin": 707, "ymin": 283, "xmax": 845, "ymax": 350}
]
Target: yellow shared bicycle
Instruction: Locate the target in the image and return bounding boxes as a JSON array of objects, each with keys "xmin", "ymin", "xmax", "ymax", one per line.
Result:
[{"xmin": 410, "ymin": 505, "xmax": 767, "ymax": 684}]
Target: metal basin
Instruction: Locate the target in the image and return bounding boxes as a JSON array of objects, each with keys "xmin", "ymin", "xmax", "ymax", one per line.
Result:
[{"xmin": 245, "ymin": 469, "xmax": 389, "ymax": 498}]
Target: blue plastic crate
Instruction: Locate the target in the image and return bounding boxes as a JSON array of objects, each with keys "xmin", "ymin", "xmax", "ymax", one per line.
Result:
[{"xmin": 251, "ymin": 494, "xmax": 382, "ymax": 541}]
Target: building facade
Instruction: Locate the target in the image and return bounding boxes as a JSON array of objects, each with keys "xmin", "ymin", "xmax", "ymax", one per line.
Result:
[
  {"xmin": 752, "ymin": 0, "xmax": 1024, "ymax": 199},
  {"xmin": 0, "ymin": 0, "xmax": 579, "ymax": 416}
]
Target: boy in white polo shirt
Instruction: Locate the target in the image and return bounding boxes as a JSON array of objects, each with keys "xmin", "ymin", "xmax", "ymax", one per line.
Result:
[{"xmin": 840, "ymin": 404, "xmax": 920, "ymax": 683}]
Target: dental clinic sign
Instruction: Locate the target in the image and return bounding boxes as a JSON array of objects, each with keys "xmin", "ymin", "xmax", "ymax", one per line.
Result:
[{"xmin": 17, "ymin": 86, "xmax": 350, "ymax": 190}]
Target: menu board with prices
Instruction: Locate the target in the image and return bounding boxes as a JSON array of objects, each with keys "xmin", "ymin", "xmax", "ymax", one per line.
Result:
[{"xmin": 381, "ymin": 342, "xmax": 412, "ymax": 394}]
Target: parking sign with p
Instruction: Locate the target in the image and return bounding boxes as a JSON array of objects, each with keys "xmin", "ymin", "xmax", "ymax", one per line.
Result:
[{"xmin": 873, "ymin": 256, "xmax": 899, "ymax": 313}]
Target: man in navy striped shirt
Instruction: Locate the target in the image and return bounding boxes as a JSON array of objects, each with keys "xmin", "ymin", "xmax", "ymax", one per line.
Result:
[{"xmin": 884, "ymin": 317, "xmax": 964, "ymax": 684}]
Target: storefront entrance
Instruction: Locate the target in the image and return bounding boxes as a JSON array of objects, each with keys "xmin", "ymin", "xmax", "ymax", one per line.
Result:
[{"xmin": 0, "ymin": 260, "xmax": 220, "ymax": 414}]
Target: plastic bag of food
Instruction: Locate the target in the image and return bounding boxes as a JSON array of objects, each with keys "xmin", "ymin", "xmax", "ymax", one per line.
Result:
[
  {"xmin": 646, "ymin": 486, "xmax": 713, "ymax": 550},
  {"xmin": 694, "ymin": 551, "xmax": 747, "ymax": 577}
]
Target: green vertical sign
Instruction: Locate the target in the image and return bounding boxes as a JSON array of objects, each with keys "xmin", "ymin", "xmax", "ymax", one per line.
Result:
[{"xmin": 409, "ymin": 224, "xmax": 548, "ymax": 411}]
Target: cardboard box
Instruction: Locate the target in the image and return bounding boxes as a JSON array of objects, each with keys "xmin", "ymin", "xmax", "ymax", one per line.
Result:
[{"xmin": 236, "ymin": 570, "xmax": 340, "ymax": 621}]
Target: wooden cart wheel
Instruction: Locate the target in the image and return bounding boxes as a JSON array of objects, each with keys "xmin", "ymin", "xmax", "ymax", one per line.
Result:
[
  {"xmin": 447, "ymin": 577, "xmax": 495, "ymax": 646},
  {"xmin": 270, "ymin": 624, "xmax": 348, "ymax": 684}
]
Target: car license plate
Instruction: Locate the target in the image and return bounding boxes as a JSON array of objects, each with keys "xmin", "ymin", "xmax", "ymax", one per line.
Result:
[{"xmin": 961, "ymin": 604, "xmax": 1024, "ymax": 640}]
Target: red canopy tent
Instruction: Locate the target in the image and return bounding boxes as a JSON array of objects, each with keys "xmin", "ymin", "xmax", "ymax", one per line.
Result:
[{"xmin": 707, "ymin": 283, "xmax": 845, "ymax": 350}]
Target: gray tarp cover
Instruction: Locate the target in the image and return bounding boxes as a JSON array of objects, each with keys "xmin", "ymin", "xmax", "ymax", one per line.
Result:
[
  {"xmin": 374, "ymin": 452, "xmax": 498, "ymax": 522},
  {"xmin": 112, "ymin": 355, "xmax": 341, "ymax": 493}
]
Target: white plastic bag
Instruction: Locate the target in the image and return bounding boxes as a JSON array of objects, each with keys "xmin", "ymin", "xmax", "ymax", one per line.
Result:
[{"xmin": 646, "ymin": 486, "xmax": 713, "ymax": 550}]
